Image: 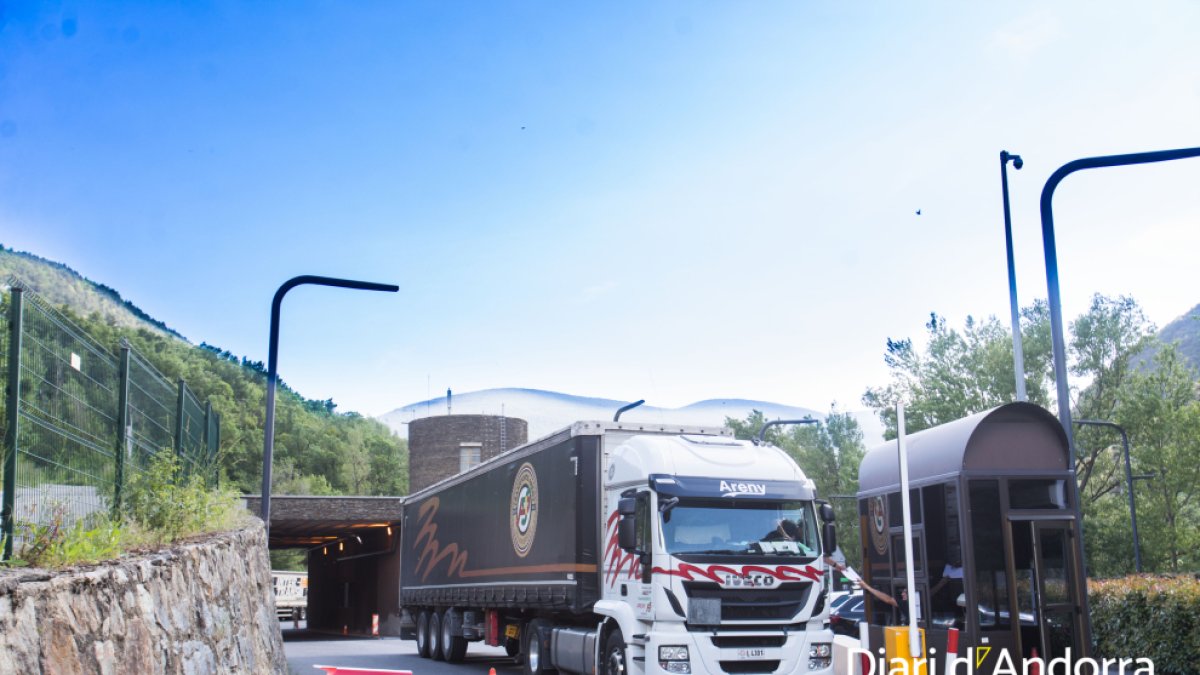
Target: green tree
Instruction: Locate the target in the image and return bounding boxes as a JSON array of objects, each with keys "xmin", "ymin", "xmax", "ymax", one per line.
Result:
[
  {"xmin": 862, "ymin": 295, "xmax": 1154, "ymax": 505},
  {"xmin": 1113, "ymin": 344, "xmax": 1200, "ymax": 573},
  {"xmin": 861, "ymin": 303, "xmax": 1054, "ymax": 439},
  {"xmin": 859, "ymin": 294, "xmax": 1185, "ymax": 575}
]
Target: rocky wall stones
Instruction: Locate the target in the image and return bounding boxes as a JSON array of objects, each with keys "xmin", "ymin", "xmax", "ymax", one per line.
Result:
[{"xmin": 0, "ymin": 520, "xmax": 286, "ymax": 674}]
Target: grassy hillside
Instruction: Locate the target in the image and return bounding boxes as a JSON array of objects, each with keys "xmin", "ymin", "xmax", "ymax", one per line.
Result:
[
  {"xmin": 0, "ymin": 245, "xmax": 183, "ymax": 338},
  {"xmin": 1, "ymin": 245, "xmax": 408, "ymax": 498}
]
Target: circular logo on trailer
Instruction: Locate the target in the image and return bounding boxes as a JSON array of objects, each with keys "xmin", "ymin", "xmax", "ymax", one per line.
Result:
[
  {"xmin": 869, "ymin": 495, "xmax": 889, "ymax": 556},
  {"xmin": 510, "ymin": 462, "xmax": 539, "ymax": 557}
]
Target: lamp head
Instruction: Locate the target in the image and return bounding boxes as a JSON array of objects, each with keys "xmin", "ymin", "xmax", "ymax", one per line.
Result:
[{"xmin": 1012, "ymin": 155, "xmax": 1024, "ymax": 170}]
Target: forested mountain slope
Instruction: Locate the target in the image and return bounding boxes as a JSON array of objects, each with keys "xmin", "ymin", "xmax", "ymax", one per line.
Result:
[{"xmin": 1, "ymin": 245, "xmax": 407, "ymax": 497}]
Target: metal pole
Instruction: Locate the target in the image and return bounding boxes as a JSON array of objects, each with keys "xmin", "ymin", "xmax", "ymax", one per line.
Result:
[
  {"xmin": 1040, "ymin": 146, "xmax": 1200, "ymax": 455},
  {"xmin": 1000, "ymin": 150, "xmax": 1027, "ymax": 402},
  {"xmin": 1039, "ymin": 145, "xmax": 1200, "ymax": 653},
  {"xmin": 1074, "ymin": 419, "xmax": 1141, "ymax": 572},
  {"xmin": 175, "ymin": 379, "xmax": 187, "ymax": 476},
  {"xmin": 2, "ymin": 288, "xmax": 23, "ymax": 560},
  {"xmin": 755, "ymin": 418, "xmax": 817, "ymax": 445},
  {"xmin": 113, "ymin": 341, "xmax": 131, "ymax": 516},
  {"xmin": 261, "ymin": 276, "xmax": 399, "ymax": 538},
  {"xmin": 613, "ymin": 399, "xmax": 644, "ymax": 422},
  {"xmin": 896, "ymin": 403, "xmax": 919, "ymax": 658}
]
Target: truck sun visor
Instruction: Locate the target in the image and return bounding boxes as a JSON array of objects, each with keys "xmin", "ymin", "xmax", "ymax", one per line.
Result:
[{"xmin": 649, "ymin": 474, "xmax": 813, "ymax": 500}]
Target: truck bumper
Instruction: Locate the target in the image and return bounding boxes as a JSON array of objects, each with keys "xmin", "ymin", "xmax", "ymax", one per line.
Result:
[{"xmin": 640, "ymin": 626, "xmax": 836, "ymax": 675}]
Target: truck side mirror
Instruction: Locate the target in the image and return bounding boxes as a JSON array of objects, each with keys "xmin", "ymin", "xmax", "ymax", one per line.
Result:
[
  {"xmin": 617, "ymin": 496, "xmax": 639, "ymax": 551},
  {"xmin": 822, "ymin": 522, "xmax": 837, "ymax": 557},
  {"xmin": 818, "ymin": 502, "xmax": 836, "ymax": 524},
  {"xmin": 618, "ymin": 517, "xmax": 638, "ymax": 552}
]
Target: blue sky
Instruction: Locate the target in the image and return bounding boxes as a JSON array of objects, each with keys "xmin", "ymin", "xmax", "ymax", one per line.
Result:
[{"xmin": 2, "ymin": 2, "xmax": 1198, "ymax": 418}]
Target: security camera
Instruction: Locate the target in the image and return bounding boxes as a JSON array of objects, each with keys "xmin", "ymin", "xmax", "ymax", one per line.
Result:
[{"xmin": 1012, "ymin": 155, "xmax": 1024, "ymax": 170}]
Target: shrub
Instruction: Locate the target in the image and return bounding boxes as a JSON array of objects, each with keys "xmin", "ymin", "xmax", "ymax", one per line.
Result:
[
  {"xmin": 11, "ymin": 504, "xmax": 124, "ymax": 568},
  {"xmin": 123, "ymin": 449, "xmax": 245, "ymax": 544},
  {"xmin": 1090, "ymin": 575, "xmax": 1200, "ymax": 674}
]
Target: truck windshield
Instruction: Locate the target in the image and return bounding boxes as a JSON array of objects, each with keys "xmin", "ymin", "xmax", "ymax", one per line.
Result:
[{"xmin": 660, "ymin": 499, "xmax": 819, "ymax": 557}]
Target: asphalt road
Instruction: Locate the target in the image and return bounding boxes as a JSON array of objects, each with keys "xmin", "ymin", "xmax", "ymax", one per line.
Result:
[{"xmin": 283, "ymin": 627, "xmax": 521, "ymax": 675}]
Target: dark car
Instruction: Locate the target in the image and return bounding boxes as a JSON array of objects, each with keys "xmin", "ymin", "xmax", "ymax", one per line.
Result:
[{"xmin": 829, "ymin": 595, "xmax": 865, "ymax": 637}]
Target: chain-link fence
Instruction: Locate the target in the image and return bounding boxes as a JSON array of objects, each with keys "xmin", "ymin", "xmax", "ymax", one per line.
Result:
[{"xmin": 1, "ymin": 280, "xmax": 220, "ymax": 558}]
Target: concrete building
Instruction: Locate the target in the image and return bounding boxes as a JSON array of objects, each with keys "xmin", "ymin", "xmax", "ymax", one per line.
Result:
[{"xmin": 408, "ymin": 414, "xmax": 528, "ymax": 492}]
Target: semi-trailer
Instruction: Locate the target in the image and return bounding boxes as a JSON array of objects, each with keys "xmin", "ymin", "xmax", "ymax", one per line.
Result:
[{"xmin": 398, "ymin": 420, "xmax": 839, "ymax": 675}]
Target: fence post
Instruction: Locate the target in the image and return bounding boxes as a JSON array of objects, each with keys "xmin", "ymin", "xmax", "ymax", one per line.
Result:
[
  {"xmin": 3, "ymin": 287, "xmax": 24, "ymax": 560},
  {"xmin": 113, "ymin": 341, "xmax": 131, "ymax": 516},
  {"xmin": 212, "ymin": 409, "xmax": 220, "ymax": 488},
  {"xmin": 174, "ymin": 379, "xmax": 187, "ymax": 479},
  {"xmin": 204, "ymin": 401, "xmax": 214, "ymax": 485}
]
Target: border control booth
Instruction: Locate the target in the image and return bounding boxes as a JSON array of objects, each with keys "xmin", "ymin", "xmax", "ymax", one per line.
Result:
[{"xmin": 857, "ymin": 403, "xmax": 1091, "ymax": 672}]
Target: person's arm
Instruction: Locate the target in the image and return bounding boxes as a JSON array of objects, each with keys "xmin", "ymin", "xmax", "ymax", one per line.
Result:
[
  {"xmin": 823, "ymin": 557, "xmax": 898, "ymax": 608},
  {"xmin": 859, "ymin": 580, "xmax": 898, "ymax": 608},
  {"xmin": 930, "ymin": 575, "xmax": 949, "ymax": 596}
]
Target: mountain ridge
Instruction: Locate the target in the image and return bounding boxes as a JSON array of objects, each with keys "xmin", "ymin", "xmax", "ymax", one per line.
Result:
[{"xmin": 0, "ymin": 245, "xmax": 183, "ymax": 339}]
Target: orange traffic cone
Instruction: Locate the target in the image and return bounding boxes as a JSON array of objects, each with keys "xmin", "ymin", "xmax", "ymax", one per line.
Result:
[{"xmin": 489, "ymin": 670, "xmax": 497, "ymax": 675}]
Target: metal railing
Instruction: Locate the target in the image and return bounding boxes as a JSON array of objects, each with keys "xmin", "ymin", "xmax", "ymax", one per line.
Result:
[{"xmin": 1, "ymin": 280, "xmax": 220, "ymax": 558}]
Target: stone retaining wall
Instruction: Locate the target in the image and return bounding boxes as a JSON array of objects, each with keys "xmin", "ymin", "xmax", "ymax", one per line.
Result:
[{"xmin": 0, "ymin": 520, "xmax": 286, "ymax": 674}]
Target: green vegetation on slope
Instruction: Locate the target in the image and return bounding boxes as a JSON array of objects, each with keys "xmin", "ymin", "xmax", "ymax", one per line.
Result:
[
  {"xmin": 0, "ymin": 245, "xmax": 408, "ymax": 501},
  {"xmin": 1, "ymin": 245, "xmax": 183, "ymax": 339},
  {"xmin": 69, "ymin": 308, "xmax": 410, "ymax": 498}
]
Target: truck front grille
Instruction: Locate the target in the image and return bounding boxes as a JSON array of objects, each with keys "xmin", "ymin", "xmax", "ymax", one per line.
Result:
[
  {"xmin": 682, "ymin": 581, "xmax": 812, "ymax": 621},
  {"xmin": 710, "ymin": 635, "xmax": 787, "ymax": 649},
  {"xmin": 719, "ymin": 660, "xmax": 780, "ymax": 674}
]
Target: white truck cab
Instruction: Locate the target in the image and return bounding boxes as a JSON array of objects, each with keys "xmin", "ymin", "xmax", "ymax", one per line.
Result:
[{"xmin": 597, "ymin": 429, "xmax": 837, "ymax": 675}]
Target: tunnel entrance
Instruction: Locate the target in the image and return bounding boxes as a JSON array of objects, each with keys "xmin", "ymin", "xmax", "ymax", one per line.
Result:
[{"xmin": 244, "ymin": 495, "xmax": 404, "ymax": 636}]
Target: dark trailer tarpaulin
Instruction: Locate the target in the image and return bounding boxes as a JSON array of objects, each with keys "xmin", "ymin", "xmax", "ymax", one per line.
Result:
[{"xmin": 400, "ymin": 427, "xmax": 602, "ymax": 614}]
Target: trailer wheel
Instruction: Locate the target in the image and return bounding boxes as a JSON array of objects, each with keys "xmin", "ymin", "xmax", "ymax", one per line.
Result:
[
  {"xmin": 429, "ymin": 610, "xmax": 446, "ymax": 661},
  {"xmin": 602, "ymin": 629, "xmax": 627, "ymax": 675},
  {"xmin": 522, "ymin": 619, "xmax": 557, "ymax": 675},
  {"xmin": 441, "ymin": 609, "xmax": 468, "ymax": 663},
  {"xmin": 416, "ymin": 610, "xmax": 432, "ymax": 658}
]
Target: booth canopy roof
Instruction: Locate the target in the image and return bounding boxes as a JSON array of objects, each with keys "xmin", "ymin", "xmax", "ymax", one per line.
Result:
[{"xmin": 858, "ymin": 402, "xmax": 1070, "ymax": 494}]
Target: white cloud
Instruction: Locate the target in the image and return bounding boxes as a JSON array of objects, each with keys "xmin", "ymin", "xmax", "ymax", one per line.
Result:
[{"xmin": 990, "ymin": 9, "xmax": 1060, "ymax": 61}]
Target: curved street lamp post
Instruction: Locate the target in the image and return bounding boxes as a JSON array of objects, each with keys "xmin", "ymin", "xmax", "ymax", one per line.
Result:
[
  {"xmin": 1073, "ymin": 419, "xmax": 1141, "ymax": 572},
  {"xmin": 260, "ymin": 275, "xmax": 399, "ymax": 537}
]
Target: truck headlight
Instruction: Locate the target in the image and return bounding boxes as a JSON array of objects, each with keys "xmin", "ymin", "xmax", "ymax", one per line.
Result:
[
  {"xmin": 659, "ymin": 645, "xmax": 691, "ymax": 673},
  {"xmin": 659, "ymin": 646, "xmax": 689, "ymax": 661},
  {"xmin": 808, "ymin": 642, "xmax": 832, "ymax": 670}
]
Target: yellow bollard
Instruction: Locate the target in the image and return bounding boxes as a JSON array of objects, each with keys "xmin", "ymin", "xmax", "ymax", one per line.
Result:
[{"xmin": 883, "ymin": 627, "xmax": 927, "ymax": 675}]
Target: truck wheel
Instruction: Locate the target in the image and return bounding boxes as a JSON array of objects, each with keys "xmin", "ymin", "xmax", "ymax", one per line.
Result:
[
  {"xmin": 429, "ymin": 610, "xmax": 446, "ymax": 661},
  {"xmin": 416, "ymin": 610, "xmax": 432, "ymax": 658},
  {"xmin": 602, "ymin": 629, "xmax": 627, "ymax": 675},
  {"xmin": 523, "ymin": 620, "xmax": 557, "ymax": 675},
  {"xmin": 441, "ymin": 609, "xmax": 468, "ymax": 663}
]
